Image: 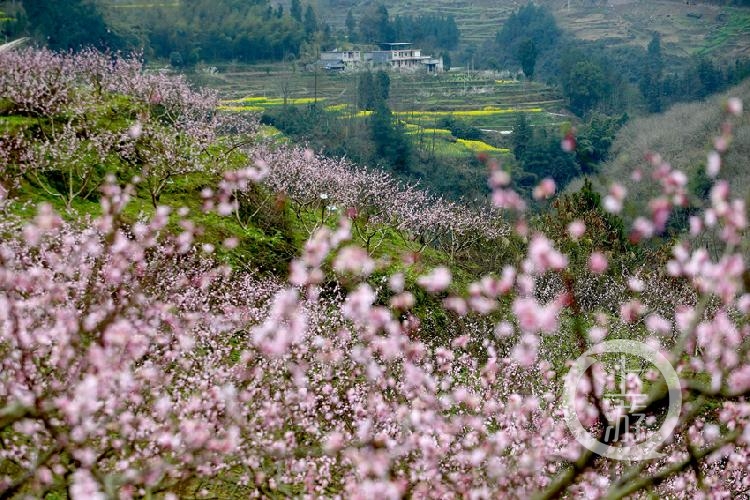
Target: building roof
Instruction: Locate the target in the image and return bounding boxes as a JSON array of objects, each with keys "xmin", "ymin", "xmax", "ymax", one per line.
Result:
[{"xmin": 378, "ymin": 42, "xmax": 413, "ymax": 50}]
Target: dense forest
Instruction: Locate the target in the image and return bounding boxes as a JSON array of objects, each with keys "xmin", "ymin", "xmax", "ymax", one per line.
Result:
[
  {"xmin": 0, "ymin": 0, "xmax": 333, "ymax": 63},
  {"xmin": 0, "ymin": 0, "xmax": 459, "ymax": 64}
]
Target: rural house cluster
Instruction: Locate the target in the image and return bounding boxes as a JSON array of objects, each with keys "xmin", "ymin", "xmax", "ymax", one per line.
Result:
[{"xmin": 320, "ymin": 42, "xmax": 444, "ymax": 73}]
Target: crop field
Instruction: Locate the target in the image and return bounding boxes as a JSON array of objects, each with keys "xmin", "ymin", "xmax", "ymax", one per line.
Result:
[{"xmin": 208, "ymin": 67, "xmax": 567, "ymax": 159}]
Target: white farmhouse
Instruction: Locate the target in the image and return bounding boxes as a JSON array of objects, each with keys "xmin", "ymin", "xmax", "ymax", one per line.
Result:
[{"xmin": 320, "ymin": 43, "xmax": 443, "ymax": 73}]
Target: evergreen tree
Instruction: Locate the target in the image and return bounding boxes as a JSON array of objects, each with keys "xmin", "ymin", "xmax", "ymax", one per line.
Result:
[
  {"xmin": 496, "ymin": 2, "xmax": 559, "ymax": 71},
  {"xmin": 563, "ymin": 60, "xmax": 607, "ymax": 116},
  {"xmin": 371, "ymin": 102, "xmax": 411, "ymax": 174},
  {"xmin": 358, "ymin": 71, "xmax": 375, "ymax": 111},
  {"xmin": 512, "ymin": 113, "xmax": 532, "ymax": 161},
  {"xmin": 517, "ymin": 38, "xmax": 538, "ymax": 80},
  {"xmin": 359, "ymin": 3, "xmax": 393, "ymax": 43},
  {"xmin": 290, "ymin": 0, "xmax": 302, "ymax": 22},
  {"xmin": 639, "ymin": 33, "xmax": 663, "ymax": 112},
  {"xmin": 375, "ymin": 70, "xmax": 390, "ymax": 103},
  {"xmin": 521, "ymin": 132, "xmax": 580, "ymax": 188},
  {"xmin": 303, "ymin": 5, "xmax": 317, "ymax": 36},
  {"xmin": 22, "ymin": 0, "xmax": 123, "ymax": 51},
  {"xmin": 345, "ymin": 9, "xmax": 357, "ymax": 42}
]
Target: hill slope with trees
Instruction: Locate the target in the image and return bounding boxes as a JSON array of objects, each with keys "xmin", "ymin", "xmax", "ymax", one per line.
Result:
[
  {"xmin": 578, "ymin": 78, "xmax": 750, "ymax": 230},
  {"xmin": 2, "ymin": 47, "xmax": 750, "ymax": 498}
]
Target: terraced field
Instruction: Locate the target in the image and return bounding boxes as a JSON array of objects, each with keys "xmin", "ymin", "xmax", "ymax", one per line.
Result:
[
  {"xmin": 203, "ymin": 66, "xmax": 568, "ymax": 158},
  {"xmin": 98, "ymin": 0, "xmax": 750, "ymax": 61},
  {"xmin": 316, "ymin": 0, "xmax": 750, "ymax": 61}
]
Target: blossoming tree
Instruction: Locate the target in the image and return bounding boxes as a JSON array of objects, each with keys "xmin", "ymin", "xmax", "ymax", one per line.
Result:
[{"xmin": 0, "ymin": 48, "xmax": 749, "ymax": 499}]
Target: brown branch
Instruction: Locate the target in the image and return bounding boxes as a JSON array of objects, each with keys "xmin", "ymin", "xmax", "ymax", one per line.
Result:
[{"xmin": 604, "ymin": 430, "xmax": 742, "ymax": 500}]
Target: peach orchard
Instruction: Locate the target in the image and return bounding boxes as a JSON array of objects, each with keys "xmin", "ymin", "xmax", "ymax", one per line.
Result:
[{"xmin": 0, "ymin": 48, "xmax": 749, "ymax": 498}]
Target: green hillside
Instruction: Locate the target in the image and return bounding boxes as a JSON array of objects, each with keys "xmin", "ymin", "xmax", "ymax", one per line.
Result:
[
  {"xmin": 576, "ymin": 77, "xmax": 750, "ymax": 222},
  {"xmin": 315, "ymin": 0, "xmax": 750, "ymax": 60},
  {"xmin": 88, "ymin": 0, "xmax": 750, "ymax": 61},
  {"xmin": 196, "ymin": 65, "xmax": 568, "ymax": 163}
]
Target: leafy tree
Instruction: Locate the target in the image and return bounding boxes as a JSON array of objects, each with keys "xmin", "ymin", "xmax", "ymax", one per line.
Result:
[
  {"xmin": 375, "ymin": 70, "xmax": 390, "ymax": 103},
  {"xmin": 438, "ymin": 116, "xmax": 482, "ymax": 141},
  {"xmin": 391, "ymin": 14, "xmax": 460, "ymax": 51},
  {"xmin": 517, "ymin": 38, "xmax": 538, "ymax": 80},
  {"xmin": 345, "ymin": 9, "xmax": 357, "ymax": 42},
  {"xmin": 520, "ymin": 131, "xmax": 580, "ymax": 189},
  {"xmin": 290, "ymin": 0, "xmax": 302, "ymax": 22},
  {"xmin": 496, "ymin": 2, "xmax": 560, "ymax": 50},
  {"xmin": 371, "ymin": 102, "xmax": 412, "ymax": 173},
  {"xmin": 22, "ymin": 0, "xmax": 123, "ymax": 51},
  {"xmin": 574, "ymin": 113, "xmax": 627, "ymax": 174},
  {"xmin": 563, "ymin": 60, "xmax": 607, "ymax": 116},
  {"xmin": 441, "ymin": 51, "xmax": 451, "ymax": 71},
  {"xmin": 495, "ymin": 2, "xmax": 560, "ymax": 72},
  {"xmin": 359, "ymin": 3, "xmax": 393, "ymax": 43},
  {"xmin": 303, "ymin": 4, "xmax": 317, "ymax": 36},
  {"xmin": 0, "ymin": 4, "xmax": 26, "ymax": 40},
  {"xmin": 143, "ymin": 0, "xmax": 329, "ymax": 64},
  {"xmin": 696, "ymin": 57, "xmax": 722, "ymax": 98},
  {"xmin": 639, "ymin": 33, "xmax": 663, "ymax": 112},
  {"xmin": 512, "ymin": 113, "xmax": 532, "ymax": 160},
  {"xmin": 358, "ymin": 71, "xmax": 375, "ymax": 111},
  {"xmin": 357, "ymin": 70, "xmax": 389, "ymax": 111}
]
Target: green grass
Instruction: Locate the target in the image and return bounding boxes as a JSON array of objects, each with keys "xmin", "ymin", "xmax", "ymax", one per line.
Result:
[
  {"xmin": 700, "ymin": 8, "xmax": 750, "ymax": 55},
  {"xmin": 0, "ymin": 115, "xmax": 39, "ymax": 132}
]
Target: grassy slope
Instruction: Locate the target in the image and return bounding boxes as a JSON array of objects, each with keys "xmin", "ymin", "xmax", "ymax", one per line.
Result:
[
  {"xmin": 3, "ymin": 86, "xmax": 494, "ymax": 287},
  {"xmin": 572, "ymin": 77, "xmax": 750, "ymax": 219}
]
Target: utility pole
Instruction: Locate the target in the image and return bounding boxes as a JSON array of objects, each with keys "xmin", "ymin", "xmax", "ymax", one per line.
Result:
[{"xmin": 314, "ymin": 67, "xmax": 318, "ymax": 104}]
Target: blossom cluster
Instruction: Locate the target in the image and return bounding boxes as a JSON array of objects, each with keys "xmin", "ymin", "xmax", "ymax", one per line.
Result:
[{"xmin": 255, "ymin": 145, "xmax": 509, "ymax": 255}]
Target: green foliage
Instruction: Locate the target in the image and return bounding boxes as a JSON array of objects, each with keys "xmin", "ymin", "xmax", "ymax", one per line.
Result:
[
  {"xmin": 515, "ymin": 128, "xmax": 579, "ymax": 192},
  {"xmin": 489, "ymin": 3, "xmax": 750, "ymax": 119},
  {"xmin": 345, "ymin": 9, "xmax": 357, "ymax": 42},
  {"xmin": 303, "ymin": 5, "xmax": 318, "ymax": 36},
  {"xmin": 371, "ymin": 103, "xmax": 412, "ymax": 174},
  {"xmin": 523, "ymin": 136, "xmax": 579, "ymax": 190},
  {"xmin": 357, "ymin": 70, "xmax": 390, "ymax": 111},
  {"xmin": 21, "ymin": 0, "xmax": 124, "ymax": 51},
  {"xmin": 689, "ymin": 164, "xmax": 712, "ymax": 201},
  {"xmin": 0, "ymin": 3, "xmax": 26, "ymax": 40},
  {"xmin": 511, "ymin": 113, "xmax": 532, "ymax": 160},
  {"xmin": 562, "ymin": 60, "xmax": 608, "ymax": 117},
  {"xmin": 639, "ymin": 33, "xmax": 664, "ymax": 113},
  {"xmin": 574, "ymin": 113, "xmax": 628, "ymax": 175},
  {"xmin": 291, "ymin": 0, "xmax": 302, "ymax": 23},
  {"xmin": 358, "ymin": 3, "xmax": 392, "ymax": 44},
  {"xmin": 516, "ymin": 38, "xmax": 538, "ymax": 81},
  {"xmin": 143, "ymin": 0, "xmax": 330, "ymax": 64},
  {"xmin": 495, "ymin": 2, "xmax": 560, "ymax": 57},
  {"xmin": 534, "ymin": 179, "xmax": 628, "ymax": 266},
  {"xmin": 437, "ymin": 116, "xmax": 482, "ymax": 141},
  {"xmin": 391, "ymin": 13, "xmax": 460, "ymax": 51},
  {"xmin": 355, "ymin": 3, "xmax": 459, "ymax": 51}
]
